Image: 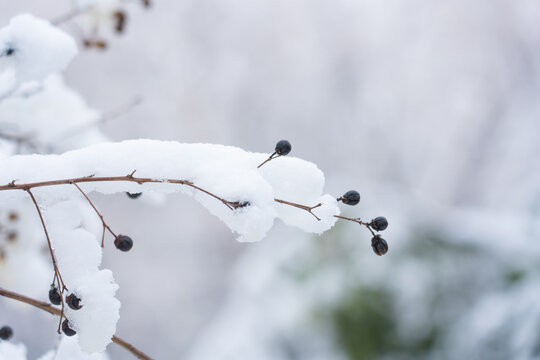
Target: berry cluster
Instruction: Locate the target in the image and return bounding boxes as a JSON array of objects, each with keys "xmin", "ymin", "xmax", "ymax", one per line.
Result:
[
  {"xmin": 260, "ymin": 140, "xmax": 390, "ymax": 256},
  {"xmin": 336, "ymin": 189, "xmax": 389, "ymax": 256}
]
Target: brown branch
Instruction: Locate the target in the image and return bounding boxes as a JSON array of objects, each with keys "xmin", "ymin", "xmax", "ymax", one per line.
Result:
[
  {"xmin": 274, "ymin": 198, "xmax": 322, "ymax": 221},
  {"xmin": 55, "ymin": 97, "xmax": 142, "ymax": 142},
  {"xmin": 0, "ymin": 287, "xmax": 154, "ymax": 360},
  {"xmin": 333, "ymin": 215, "xmax": 376, "ymax": 236},
  {"xmin": 0, "ymin": 175, "xmax": 245, "ymax": 210},
  {"xmin": 72, "ymin": 183, "xmax": 117, "ymax": 247},
  {"xmin": 26, "ymin": 189, "xmax": 67, "ymax": 333},
  {"xmin": 257, "ymin": 152, "xmax": 278, "ymax": 169}
]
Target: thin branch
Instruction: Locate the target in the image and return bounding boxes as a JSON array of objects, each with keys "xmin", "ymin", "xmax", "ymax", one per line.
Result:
[
  {"xmin": 51, "ymin": 8, "xmax": 87, "ymax": 26},
  {"xmin": 257, "ymin": 152, "xmax": 278, "ymax": 168},
  {"xmin": 55, "ymin": 97, "xmax": 143, "ymax": 141},
  {"xmin": 72, "ymin": 182, "xmax": 117, "ymax": 247},
  {"xmin": 0, "ymin": 174, "xmax": 247, "ymax": 210},
  {"xmin": 274, "ymin": 198, "xmax": 322, "ymax": 221},
  {"xmin": 26, "ymin": 189, "xmax": 67, "ymax": 333},
  {"xmin": 0, "ymin": 287, "xmax": 154, "ymax": 360},
  {"xmin": 334, "ymin": 215, "xmax": 376, "ymax": 236}
]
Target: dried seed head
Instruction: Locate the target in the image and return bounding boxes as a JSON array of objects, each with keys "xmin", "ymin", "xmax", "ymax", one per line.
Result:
[
  {"xmin": 66, "ymin": 293, "xmax": 83, "ymax": 310},
  {"xmin": 370, "ymin": 216, "xmax": 388, "ymax": 231},
  {"xmin": 115, "ymin": 235, "xmax": 133, "ymax": 252},
  {"xmin": 0, "ymin": 326, "xmax": 13, "ymax": 340},
  {"xmin": 113, "ymin": 11, "xmax": 127, "ymax": 33},
  {"xmin": 6, "ymin": 232, "xmax": 17, "ymax": 242},
  {"xmin": 371, "ymin": 235, "xmax": 388, "ymax": 256},
  {"xmin": 340, "ymin": 190, "xmax": 360, "ymax": 206},
  {"xmin": 62, "ymin": 319, "xmax": 76, "ymax": 337},
  {"xmin": 275, "ymin": 140, "xmax": 292, "ymax": 156},
  {"xmin": 48, "ymin": 286, "xmax": 62, "ymax": 306},
  {"xmin": 126, "ymin": 192, "xmax": 142, "ymax": 199}
]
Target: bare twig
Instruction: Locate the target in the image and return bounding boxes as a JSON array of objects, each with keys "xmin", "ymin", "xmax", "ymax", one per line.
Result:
[
  {"xmin": 0, "ymin": 287, "xmax": 154, "ymax": 360},
  {"xmin": 55, "ymin": 97, "xmax": 143, "ymax": 142},
  {"xmin": 25, "ymin": 189, "xmax": 67, "ymax": 333},
  {"xmin": 0, "ymin": 175, "xmax": 248, "ymax": 210},
  {"xmin": 334, "ymin": 215, "xmax": 376, "ymax": 236},
  {"xmin": 274, "ymin": 198, "xmax": 322, "ymax": 221},
  {"xmin": 72, "ymin": 182, "xmax": 117, "ymax": 247},
  {"xmin": 0, "ymin": 174, "xmax": 246, "ymax": 211},
  {"xmin": 51, "ymin": 7, "xmax": 87, "ymax": 26},
  {"xmin": 257, "ymin": 152, "xmax": 278, "ymax": 168}
]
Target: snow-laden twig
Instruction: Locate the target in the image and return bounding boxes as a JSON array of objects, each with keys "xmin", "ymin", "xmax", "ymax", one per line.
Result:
[
  {"xmin": 0, "ymin": 287, "xmax": 153, "ymax": 360},
  {"xmin": 0, "ymin": 173, "xmax": 249, "ymax": 210}
]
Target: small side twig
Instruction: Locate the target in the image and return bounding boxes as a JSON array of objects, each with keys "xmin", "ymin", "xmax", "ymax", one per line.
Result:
[
  {"xmin": 25, "ymin": 189, "xmax": 67, "ymax": 333},
  {"xmin": 274, "ymin": 198, "xmax": 322, "ymax": 221},
  {"xmin": 333, "ymin": 215, "xmax": 376, "ymax": 236},
  {"xmin": 72, "ymin": 182, "xmax": 117, "ymax": 247},
  {"xmin": 0, "ymin": 287, "xmax": 154, "ymax": 360}
]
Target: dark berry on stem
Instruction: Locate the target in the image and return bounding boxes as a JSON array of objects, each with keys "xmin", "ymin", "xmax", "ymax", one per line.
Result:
[
  {"xmin": 340, "ymin": 190, "xmax": 360, "ymax": 206},
  {"xmin": 115, "ymin": 235, "xmax": 133, "ymax": 252},
  {"xmin": 66, "ymin": 293, "xmax": 83, "ymax": 310},
  {"xmin": 126, "ymin": 192, "xmax": 142, "ymax": 199},
  {"xmin": 49, "ymin": 286, "xmax": 62, "ymax": 305},
  {"xmin": 371, "ymin": 235, "xmax": 389, "ymax": 256},
  {"xmin": 0, "ymin": 326, "xmax": 13, "ymax": 340},
  {"xmin": 62, "ymin": 320, "xmax": 76, "ymax": 337},
  {"xmin": 275, "ymin": 140, "xmax": 291, "ymax": 156},
  {"xmin": 370, "ymin": 216, "xmax": 388, "ymax": 231}
]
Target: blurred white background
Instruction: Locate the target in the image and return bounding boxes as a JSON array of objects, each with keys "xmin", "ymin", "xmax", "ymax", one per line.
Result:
[{"xmin": 2, "ymin": 1, "xmax": 540, "ymax": 359}]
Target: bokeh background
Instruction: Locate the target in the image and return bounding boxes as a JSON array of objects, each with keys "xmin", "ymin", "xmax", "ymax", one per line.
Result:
[{"xmin": 2, "ymin": 0, "xmax": 540, "ymax": 359}]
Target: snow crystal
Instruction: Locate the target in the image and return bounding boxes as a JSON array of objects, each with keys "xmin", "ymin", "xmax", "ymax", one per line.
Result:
[{"xmin": 0, "ymin": 14, "xmax": 77, "ymax": 92}]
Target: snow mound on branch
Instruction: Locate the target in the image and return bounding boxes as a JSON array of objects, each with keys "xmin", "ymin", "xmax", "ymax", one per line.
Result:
[
  {"xmin": 0, "ymin": 341, "xmax": 26, "ymax": 360},
  {"xmin": 0, "ymin": 14, "xmax": 77, "ymax": 91},
  {"xmin": 0, "ymin": 140, "xmax": 340, "ymax": 242}
]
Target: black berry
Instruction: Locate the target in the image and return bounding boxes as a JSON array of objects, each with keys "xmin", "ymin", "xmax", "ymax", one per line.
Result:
[
  {"xmin": 62, "ymin": 320, "xmax": 76, "ymax": 337},
  {"xmin": 115, "ymin": 235, "xmax": 133, "ymax": 252},
  {"xmin": 5, "ymin": 48, "xmax": 15, "ymax": 57},
  {"xmin": 370, "ymin": 216, "xmax": 388, "ymax": 231},
  {"xmin": 0, "ymin": 326, "xmax": 13, "ymax": 340},
  {"xmin": 275, "ymin": 140, "xmax": 291, "ymax": 156},
  {"xmin": 126, "ymin": 192, "xmax": 142, "ymax": 199},
  {"xmin": 371, "ymin": 235, "xmax": 388, "ymax": 256},
  {"xmin": 340, "ymin": 190, "xmax": 360, "ymax": 206},
  {"xmin": 66, "ymin": 293, "xmax": 83, "ymax": 310},
  {"xmin": 49, "ymin": 286, "xmax": 62, "ymax": 306}
]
